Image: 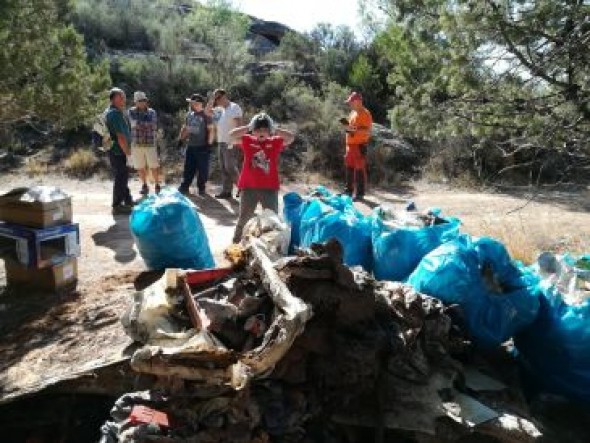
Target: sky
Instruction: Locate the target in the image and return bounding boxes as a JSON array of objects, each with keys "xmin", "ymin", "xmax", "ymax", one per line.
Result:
[{"xmin": 235, "ymin": 0, "xmax": 366, "ymax": 35}]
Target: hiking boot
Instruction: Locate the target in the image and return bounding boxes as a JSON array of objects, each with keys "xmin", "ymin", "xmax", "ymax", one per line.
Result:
[
  {"xmin": 155, "ymin": 183, "xmax": 161, "ymax": 194},
  {"xmin": 140, "ymin": 183, "xmax": 149, "ymax": 196},
  {"xmin": 215, "ymin": 192, "xmax": 232, "ymax": 199},
  {"xmin": 178, "ymin": 187, "xmax": 190, "ymax": 196},
  {"xmin": 353, "ymin": 194, "xmax": 365, "ymax": 202}
]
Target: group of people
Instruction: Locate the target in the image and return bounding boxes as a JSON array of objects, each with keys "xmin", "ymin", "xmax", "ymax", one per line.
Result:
[{"xmin": 103, "ymin": 87, "xmax": 372, "ymax": 243}]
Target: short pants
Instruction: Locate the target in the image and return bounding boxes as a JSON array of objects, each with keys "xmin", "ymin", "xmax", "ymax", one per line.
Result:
[
  {"xmin": 132, "ymin": 145, "xmax": 159, "ymax": 169},
  {"xmin": 345, "ymin": 144, "xmax": 367, "ymax": 169}
]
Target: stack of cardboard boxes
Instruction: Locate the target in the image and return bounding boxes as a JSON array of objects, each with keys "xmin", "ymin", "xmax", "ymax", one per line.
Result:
[{"xmin": 0, "ymin": 187, "xmax": 80, "ymax": 293}]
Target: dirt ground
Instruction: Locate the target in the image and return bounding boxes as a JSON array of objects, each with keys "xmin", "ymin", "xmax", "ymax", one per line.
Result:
[
  {"xmin": 0, "ymin": 172, "xmax": 588, "ymax": 419},
  {"xmin": 0, "ymin": 173, "xmax": 588, "ymax": 287}
]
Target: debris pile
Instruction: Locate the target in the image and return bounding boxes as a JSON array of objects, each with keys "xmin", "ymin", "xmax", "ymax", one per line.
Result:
[{"xmin": 101, "ymin": 238, "xmax": 542, "ymax": 442}]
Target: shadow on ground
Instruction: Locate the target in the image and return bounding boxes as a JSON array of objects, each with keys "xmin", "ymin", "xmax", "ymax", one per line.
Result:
[
  {"xmin": 91, "ymin": 215, "xmax": 137, "ymax": 263},
  {"xmin": 189, "ymin": 193, "xmax": 239, "ymax": 227},
  {"xmin": 494, "ymin": 185, "xmax": 590, "ymax": 214}
]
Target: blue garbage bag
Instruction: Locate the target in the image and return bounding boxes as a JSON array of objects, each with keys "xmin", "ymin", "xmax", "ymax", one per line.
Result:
[
  {"xmin": 516, "ymin": 280, "xmax": 590, "ymax": 403},
  {"xmin": 300, "ymin": 197, "xmax": 373, "ymax": 271},
  {"xmin": 283, "ymin": 192, "xmax": 305, "ymax": 253},
  {"xmin": 408, "ymin": 236, "xmax": 540, "ymax": 347},
  {"xmin": 130, "ymin": 188, "xmax": 215, "ymax": 270},
  {"xmin": 372, "ymin": 215, "xmax": 461, "ymax": 282}
]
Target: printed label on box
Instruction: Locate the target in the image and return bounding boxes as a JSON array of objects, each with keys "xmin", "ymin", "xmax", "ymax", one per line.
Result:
[
  {"xmin": 66, "ymin": 232, "xmax": 80, "ymax": 255},
  {"xmin": 52, "ymin": 208, "xmax": 64, "ymax": 221},
  {"xmin": 16, "ymin": 239, "xmax": 29, "ymax": 265},
  {"xmin": 63, "ymin": 263, "xmax": 75, "ymax": 281}
]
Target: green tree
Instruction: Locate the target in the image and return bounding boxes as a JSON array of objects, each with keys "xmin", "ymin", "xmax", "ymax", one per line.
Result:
[
  {"xmin": 186, "ymin": 0, "xmax": 253, "ymax": 89},
  {"xmin": 348, "ymin": 53, "xmax": 384, "ymax": 119},
  {"xmin": 0, "ymin": 0, "xmax": 110, "ymax": 129},
  {"xmin": 309, "ymin": 23, "xmax": 361, "ymax": 85},
  {"xmin": 373, "ymin": 0, "xmax": 590, "ymax": 182}
]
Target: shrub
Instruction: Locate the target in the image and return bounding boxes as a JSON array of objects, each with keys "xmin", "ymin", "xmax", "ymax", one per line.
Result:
[
  {"xmin": 64, "ymin": 149, "xmax": 100, "ymax": 178},
  {"xmin": 25, "ymin": 158, "xmax": 48, "ymax": 177}
]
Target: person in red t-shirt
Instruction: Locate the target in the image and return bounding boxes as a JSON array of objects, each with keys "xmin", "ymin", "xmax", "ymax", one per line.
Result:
[{"xmin": 228, "ymin": 112, "xmax": 295, "ymax": 243}]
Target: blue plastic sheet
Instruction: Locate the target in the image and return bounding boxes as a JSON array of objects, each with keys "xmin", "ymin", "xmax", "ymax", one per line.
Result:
[
  {"xmin": 372, "ymin": 215, "xmax": 461, "ymax": 282},
  {"xmin": 300, "ymin": 196, "xmax": 373, "ymax": 271},
  {"xmin": 516, "ymin": 276, "xmax": 590, "ymax": 403},
  {"xmin": 283, "ymin": 192, "xmax": 305, "ymax": 253},
  {"xmin": 130, "ymin": 188, "xmax": 215, "ymax": 270},
  {"xmin": 408, "ymin": 236, "xmax": 540, "ymax": 348}
]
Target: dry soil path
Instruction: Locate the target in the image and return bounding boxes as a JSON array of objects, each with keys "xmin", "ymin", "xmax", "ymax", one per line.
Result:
[{"xmin": 0, "ymin": 174, "xmax": 588, "ymax": 288}]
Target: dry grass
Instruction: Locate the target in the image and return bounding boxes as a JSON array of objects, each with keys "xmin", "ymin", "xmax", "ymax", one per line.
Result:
[
  {"xmin": 474, "ymin": 217, "xmax": 542, "ymax": 264},
  {"xmin": 25, "ymin": 158, "xmax": 49, "ymax": 177},
  {"xmin": 470, "ymin": 215, "xmax": 588, "ymax": 265},
  {"xmin": 64, "ymin": 149, "xmax": 99, "ymax": 178}
]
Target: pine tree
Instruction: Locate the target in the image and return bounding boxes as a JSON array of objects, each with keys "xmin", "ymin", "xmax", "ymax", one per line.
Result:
[{"xmin": 0, "ymin": 0, "xmax": 110, "ymax": 130}]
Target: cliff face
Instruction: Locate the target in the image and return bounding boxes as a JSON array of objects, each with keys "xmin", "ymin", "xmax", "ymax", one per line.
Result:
[{"xmin": 247, "ymin": 17, "xmax": 293, "ymax": 55}]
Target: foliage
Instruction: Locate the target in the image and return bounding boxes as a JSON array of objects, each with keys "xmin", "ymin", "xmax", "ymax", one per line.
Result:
[
  {"xmin": 64, "ymin": 148, "xmax": 100, "ymax": 178},
  {"xmin": 310, "ymin": 23, "xmax": 361, "ymax": 85},
  {"xmin": 185, "ymin": 0, "xmax": 254, "ymax": 89},
  {"xmin": 0, "ymin": 0, "xmax": 110, "ymax": 130},
  {"xmin": 111, "ymin": 56, "xmax": 214, "ymax": 113},
  {"xmin": 373, "ymin": 0, "xmax": 590, "ymax": 183}
]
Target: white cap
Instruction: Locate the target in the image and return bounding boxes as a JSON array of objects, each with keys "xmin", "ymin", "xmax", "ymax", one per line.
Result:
[{"xmin": 133, "ymin": 91, "xmax": 148, "ymax": 102}]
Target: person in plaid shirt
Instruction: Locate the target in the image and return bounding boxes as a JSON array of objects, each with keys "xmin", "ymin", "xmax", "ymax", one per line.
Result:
[{"xmin": 128, "ymin": 91, "xmax": 161, "ymax": 195}]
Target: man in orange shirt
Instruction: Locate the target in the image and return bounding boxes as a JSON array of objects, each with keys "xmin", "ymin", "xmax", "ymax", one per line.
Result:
[{"xmin": 341, "ymin": 92, "xmax": 373, "ymax": 200}]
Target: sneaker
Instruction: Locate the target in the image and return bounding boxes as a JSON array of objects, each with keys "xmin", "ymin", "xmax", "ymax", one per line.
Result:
[
  {"xmin": 140, "ymin": 183, "xmax": 149, "ymax": 196},
  {"xmin": 215, "ymin": 192, "xmax": 232, "ymax": 199},
  {"xmin": 178, "ymin": 187, "xmax": 190, "ymax": 196},
  {"xmin": 155, "ymin": 184, "xmax": 161, "ymax": 194},
  {"xmin": 353, "ymin": 194, "xmax": 365, "ymax": 202},
  {"xmin": 235, "ymin": 190, "xmax": 241, "ymax": 199}
]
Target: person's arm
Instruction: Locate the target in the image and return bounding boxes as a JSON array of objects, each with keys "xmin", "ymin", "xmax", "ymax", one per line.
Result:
[
  {"xmin": 229, "ymin": 125, "xmax": 249, "ymax": 145},
  {"xmin": 275, "ymin": 128, "xmax": 295, "ymax": 147},
  {"xmin": 110, "ymin": 112, "xmax": 131, "ymax": 155},
  {"xmin": 179, "ymin": 113, "xmax": 189, "ymax": 142},
  {"xmin": 233, "ymin": 104, "xmax": 243, "ymax": 128},
  {"xmin": 117, "ymin": 133, "xmax": 130, "ymax": 156},
  {"xmin": 347, "ymin": 113, "xmax": 372, "ymax": 143},
  {"xmin": 179, "ymin": 125, "xmax": 188, "ymax": 141},
  {"xmin": 208, "ymin": 124, "xmax": 216, "ymax": 146},
  {"xmin": 153, "ymin": 110, "xmax": 159, "ymax": 147},
  {"xmin": 205, "ymin": 97, "xmax": 215, "ymax": 117}
]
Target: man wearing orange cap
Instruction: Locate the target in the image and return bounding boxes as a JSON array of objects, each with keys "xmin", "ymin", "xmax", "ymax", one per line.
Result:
[{"xmin": 341, "ymin": 92, "xmax": 373, "ymax": 200}]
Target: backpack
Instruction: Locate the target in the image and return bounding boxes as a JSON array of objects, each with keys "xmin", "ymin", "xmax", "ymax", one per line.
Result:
[{"xmin": 92, "ymin": 108, "xmax": 112, "ymax": 151}]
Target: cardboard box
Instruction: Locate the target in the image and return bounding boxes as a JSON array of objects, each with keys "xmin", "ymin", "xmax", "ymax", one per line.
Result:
[
  {"xmin": 5, "ymin": 257, "xmax": 78, "ymax": 293},
  {"xmin": 0, "ymin": 188, "xmax": 72, "ymax": 228},
  {"xmin": 0, "ymin": 222, "xmax": 80, "ymax": 268}
]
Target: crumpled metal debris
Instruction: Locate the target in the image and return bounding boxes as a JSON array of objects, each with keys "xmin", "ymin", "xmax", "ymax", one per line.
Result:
[
  {"xmin": 120, "ymin": 239, "xmax": 312, "ymax": 391},
  {"xmin": 242, "ymin": 209, "xmax": 291, "ymax": 261},
  {"xmin": 108, "ymin": 238, "xmax": 542, "ymax": 442}
]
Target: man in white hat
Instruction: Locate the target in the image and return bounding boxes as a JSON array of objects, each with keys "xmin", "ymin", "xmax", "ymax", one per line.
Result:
[{"xmin": 128, "ymin": 91, "xmax": 161, "ymax": 195}]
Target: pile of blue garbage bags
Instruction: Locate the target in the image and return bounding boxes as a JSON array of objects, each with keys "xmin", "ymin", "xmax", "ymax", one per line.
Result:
[{"xmin": 283, "ymin": 186, "xmax": 590, "ymax": 403}]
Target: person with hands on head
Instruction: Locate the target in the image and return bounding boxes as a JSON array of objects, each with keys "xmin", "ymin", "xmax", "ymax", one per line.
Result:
[
  {"xmin": 105, "ymin": 87, "xmax": 134, "ymax": 215},
  {"xmin": 229, "ymin": 112, "xmax": 295, "ymax": 243},
  {"xmin": 340, "ymin": 91, "xmax": 373, "ymax": 201},
  {"xmin": 177, "ymin": 94, "xmax": 215, "ymax": 196}
]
